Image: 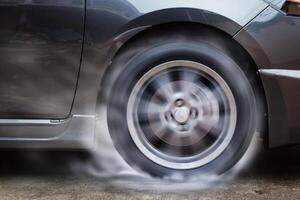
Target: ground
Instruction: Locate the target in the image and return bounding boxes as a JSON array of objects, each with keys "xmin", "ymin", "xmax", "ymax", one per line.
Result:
[{"xmin": 1, "ymin": 139, "xmax": 300, "ymax": 200}]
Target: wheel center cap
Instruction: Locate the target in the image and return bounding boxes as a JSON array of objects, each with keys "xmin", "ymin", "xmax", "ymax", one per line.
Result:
[{"xmin": 173, "ymin": 106, "xmax": 190, "ymax": 124}]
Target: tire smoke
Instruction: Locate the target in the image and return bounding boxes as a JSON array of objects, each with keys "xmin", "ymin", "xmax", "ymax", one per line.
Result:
[{"xmin": 69, "ymin": 105, "xmax": 261, "ymax": 192}]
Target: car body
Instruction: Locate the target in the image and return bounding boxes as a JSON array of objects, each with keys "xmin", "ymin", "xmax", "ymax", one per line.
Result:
[{"xmin": 0, "ymin": 0, "xmax": 299, "ymax": 175}]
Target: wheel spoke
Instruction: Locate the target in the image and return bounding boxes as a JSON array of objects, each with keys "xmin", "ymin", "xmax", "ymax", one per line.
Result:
[
  {"xmin": 149, "ymin": 127, "xmax": 170, "ymax": 149},
  {"xmin": 138, "ymin": 94, "xmax": 166, "ymax": 110},
  {"xmin": 127, "ymin": 60, "xmax": 237, "ymax": 170},
  {"xmin": 144, "ymin": 82, "xmax": 168, "ymax": 104},
  {"xmin": 181, "ymin": 70, "xmax": 199, "ymax": 82}
]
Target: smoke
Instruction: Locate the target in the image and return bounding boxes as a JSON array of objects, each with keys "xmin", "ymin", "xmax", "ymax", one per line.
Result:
[{"xmin": 68, "ymin": 104, "xmax": 261, "ymax": 192}]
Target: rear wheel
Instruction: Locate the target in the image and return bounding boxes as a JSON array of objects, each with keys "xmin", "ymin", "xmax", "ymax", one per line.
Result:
[{"xmin": 107, "ymin": 35, "xmax": 257, "ymax": 177}]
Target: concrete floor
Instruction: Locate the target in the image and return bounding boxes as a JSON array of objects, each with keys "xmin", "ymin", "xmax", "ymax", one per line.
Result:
[{"xmin": 1, "ymin": 141, "xmax": 300, "ymax": 200}]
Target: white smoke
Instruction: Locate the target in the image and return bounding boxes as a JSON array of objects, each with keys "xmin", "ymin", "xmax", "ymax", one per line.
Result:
[{"xmin": 69, "ymin": 104, "xmax": 261, "ymax": 192}]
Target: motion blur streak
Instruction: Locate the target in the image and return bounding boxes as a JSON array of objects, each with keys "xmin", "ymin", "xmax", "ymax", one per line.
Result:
[{"xmin": 69, "ymin": 32, "xmax": 264, "ymax": 190}]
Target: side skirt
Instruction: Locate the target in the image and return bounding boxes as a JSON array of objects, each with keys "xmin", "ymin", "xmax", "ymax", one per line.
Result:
[{"xmin": 0, "ymin": 115, "xmax": 95, "ymax": 150}]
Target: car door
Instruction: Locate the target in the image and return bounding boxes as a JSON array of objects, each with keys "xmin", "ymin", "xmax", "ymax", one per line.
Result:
[{"xmin": 0, "ymin": 0, "xmax": 85, "ymax": 119}]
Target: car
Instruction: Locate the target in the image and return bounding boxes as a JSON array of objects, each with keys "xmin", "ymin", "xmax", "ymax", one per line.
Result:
[{"xmin": 0, "ymin": 0, "xmax": 299, "ymax": 177}]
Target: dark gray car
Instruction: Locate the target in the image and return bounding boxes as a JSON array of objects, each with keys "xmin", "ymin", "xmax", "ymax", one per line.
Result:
[{"xmin": 0, "ymin": 0, "xmax": 299, "ymax": 176}]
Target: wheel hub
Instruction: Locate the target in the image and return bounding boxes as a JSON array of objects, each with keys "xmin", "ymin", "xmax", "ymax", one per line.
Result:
[
  {"xmin": 127, "ymin": 60, "xmax": 237, "ymax": 170},
  {"xmin": 173, "ymin": 104, "xmax": 190, "ymax": 124}
]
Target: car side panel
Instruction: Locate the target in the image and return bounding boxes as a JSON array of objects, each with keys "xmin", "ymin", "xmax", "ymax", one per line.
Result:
[
  {"xmin": 72, "ymin": 0, "xmax": 268, "ymax": 116},
  {"xmin": 0, "ymin": 0, "xmax": 269, "ymax": 148},
  {"xmin": 235, "ymin": 6, "xmax": 300, "ymax": 147},
  {"xmin": 0, "ymin": 0, "xmax": 84, "ymax": 119}
]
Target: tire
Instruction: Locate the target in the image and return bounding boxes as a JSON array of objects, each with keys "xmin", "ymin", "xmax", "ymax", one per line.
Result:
[{"xmin": 107, "ymin": 33, "xmax": 257, "ymax": 177}]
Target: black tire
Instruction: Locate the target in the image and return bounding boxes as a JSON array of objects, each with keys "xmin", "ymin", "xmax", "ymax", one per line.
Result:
[{"xmin": 107, "ymin": 30, "xmax": 257, "ymax": 177}]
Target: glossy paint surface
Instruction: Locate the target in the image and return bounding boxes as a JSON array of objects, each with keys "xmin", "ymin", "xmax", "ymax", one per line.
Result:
[
  {"xmin": 235, "ymin": 6, "xmax": 300, "ymax": 147},
  {"xmin": 0, "ymin": 0, "xmax": 269, "ymax": 146},
  {"xmin": 0, "ymin": 0, "xmax": 268, "ymax": 120},
  {"xmin": 2, "ymin": 0, "xmax": 300, "ymax": 149},
  {"xmin": 0, "ymin": 0, "xmax": 84, "ymax": 119},
  {"xmin": 73, "ymin": 0, "xmax": 268, "ymax": 117}
]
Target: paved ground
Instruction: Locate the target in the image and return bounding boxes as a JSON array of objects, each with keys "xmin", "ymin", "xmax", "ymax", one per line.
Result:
[{"xmin": 1, "ymin": 139, "xmax": 300, "ymax": 200}]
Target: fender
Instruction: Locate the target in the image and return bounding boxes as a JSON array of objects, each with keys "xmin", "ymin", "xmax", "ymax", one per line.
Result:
[
  {"xmin": 74, "ymin": 0, "xmax": 269, "ymax": 116},
  {"xmin": 235, "ymin": 4, "xmax": 300, "ymax": 148},
  {"xmin": 118, "ymin": 0, "xmax": 268, "ymax": 35}
]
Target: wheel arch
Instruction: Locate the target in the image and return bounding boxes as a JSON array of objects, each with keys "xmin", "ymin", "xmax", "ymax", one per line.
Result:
[
  {"xmin": 99, "ymin": 10, "xmax": 269, "ymax": 142},
  {"xmin": 106, "ymin": 8, "xmax": 242, "ymax": 63},
  {"xmin": 99, "ymin": 21, "xmax": 266, "ymax": 137},
  {"xmin": 118, "ymin": 8, "xmax": 242, "ymax": 35}
]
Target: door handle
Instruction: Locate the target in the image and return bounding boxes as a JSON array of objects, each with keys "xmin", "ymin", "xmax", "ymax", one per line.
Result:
[{"xmin": 281, "ymin": 0, "xmax": 300, "ymax": 16}]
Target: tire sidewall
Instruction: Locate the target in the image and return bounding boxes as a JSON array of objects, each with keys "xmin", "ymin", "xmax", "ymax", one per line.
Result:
[{"xmin": 108, "ymin": 42, "xmax": 256, "ymax": 176}]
